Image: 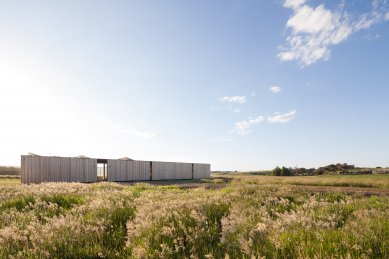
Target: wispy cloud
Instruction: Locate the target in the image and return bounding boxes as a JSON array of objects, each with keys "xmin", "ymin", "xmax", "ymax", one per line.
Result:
[
  {"xmin": 220, "ymin": 96, "xmax": 247, "ymax": 104},
  {"xmin": 231, "ymin": 110, "xmax": 297, "ymax": 135},
  {"xmin": 232, "ymin": 116, "xmax": 265, "ymax": 136},
  {"xmin": 279, "ymin": 0, "xmax": 389, "ymax": 66},
  {"xmin": 270, "ymin": 85, "xmax": 282, "ymax": 93},
  {"xmin": 268, "ymin": 110, "xmax": 296, "ymax": 123},
  {"xmin": 233, "ymin": 108, "xmax": 240, "ymax": 113},
  {"xmin": 284, "ymin": 0, "xmax": 306, "ymax": 9},
  {"xmin": 122, "ymin": 129, "xmax": 156, "ymax": 139}
]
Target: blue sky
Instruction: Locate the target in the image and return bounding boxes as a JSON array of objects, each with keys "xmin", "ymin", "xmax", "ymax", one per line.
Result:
[{"xmin": 1, "ymin": 0, "xmax": 389, "ymax": 170}]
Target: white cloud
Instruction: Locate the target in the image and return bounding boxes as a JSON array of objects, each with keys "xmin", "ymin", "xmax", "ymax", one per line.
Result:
[
  {"xmin": 287, "ymin": 5, "xmax": 333, "ymax": 34},
  {"xmin": 284, "ymin": 0, "xmax": 305, "ymax": 9},
  {"xmin": 220, "ymin": 96, "xmax": 247, "ymax": 104},
  {"xmin": 232, "ymin": 116, "xmax": 265, "ymax": 136},
  {"xmin": 122, "ymin": 129, "xmax": 156, "ymax": 139},
  {"xmin": 268, "ymin": 110, "xmax": 296, "ymax": 123},
  {"xmin": 279, "ymin": 1, "xmax": 389, "ymax": 66},
  {"xmin": 230, "ymin": 110, "xmax": 297, "ymax": 135},
  {"xmin": 270, "ymin": 85, "xmax": 282, "ymax": 93},
  {"xmin": 233, "ymin": 108, "xmax": 240, "ymax": 113}
]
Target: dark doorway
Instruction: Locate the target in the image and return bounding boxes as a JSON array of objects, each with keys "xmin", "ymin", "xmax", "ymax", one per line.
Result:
[{"xmin": 97, "ymin": 159, "xmax": 108, "ymax": 181}]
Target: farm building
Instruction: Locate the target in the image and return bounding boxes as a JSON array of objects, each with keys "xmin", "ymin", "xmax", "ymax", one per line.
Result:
[{"xmin": 21, "ymin": 154, "xmax": 210, "ymax": 184}]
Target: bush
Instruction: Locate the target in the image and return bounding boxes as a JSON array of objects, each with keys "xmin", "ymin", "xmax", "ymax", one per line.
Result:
[
  {"xmin": 272, "ymin": 166, "xmax": 282, "ymax": 176},
  {"xmin": 272, "ymin": 166, "xmax": 292, "ymax": 176},
  {"xmin": 0, "ymin": 166, "xmax": 20, "ymax": 176}
]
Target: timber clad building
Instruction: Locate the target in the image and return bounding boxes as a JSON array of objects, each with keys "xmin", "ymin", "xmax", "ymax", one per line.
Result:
[{"xmin": 21, "ymin": 155, "xmax": 210, "ymax": 184}]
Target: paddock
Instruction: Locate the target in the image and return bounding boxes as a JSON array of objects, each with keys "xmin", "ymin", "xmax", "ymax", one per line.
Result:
[{"xmin": 20, "ymin": 155, "xmax": 210, "ymax": 184}]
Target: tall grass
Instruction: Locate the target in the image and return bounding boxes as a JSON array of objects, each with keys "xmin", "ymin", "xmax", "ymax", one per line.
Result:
[{"xmin": 0, "ymin": 177, "xmax": 388, "ymax": 258}]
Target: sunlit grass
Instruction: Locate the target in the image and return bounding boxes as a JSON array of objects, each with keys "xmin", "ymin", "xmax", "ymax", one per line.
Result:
[
  {"xmin": 220, "ymin": 173, "xmax": 389, "ymax": 189},
  {"xmin": 0, "ymin": 177, "xmax": 20, "ymax": 186},
  {"xmin": 0, "ymin": 174, "xmax": 388, "ymax": 258}
]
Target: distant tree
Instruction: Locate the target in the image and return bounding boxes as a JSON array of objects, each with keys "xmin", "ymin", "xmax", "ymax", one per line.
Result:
[
  {"xmin": 272, "ymin": 166, "xmax": 282, "ymax": 176},
  {"xmin": 308, "ymin": 168, "xmax": 315, "ymax": 175},
  {"xmin": 281, "ymin": 166, "xmax": 291, "ymax": 176},
  {"xmin": 298, "ymin": 168, "xmax": 306, "ymax": 175}
]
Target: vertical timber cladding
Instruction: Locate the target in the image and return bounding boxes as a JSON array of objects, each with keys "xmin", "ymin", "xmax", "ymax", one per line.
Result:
[
  {"xmin": 21, "ymin": 155, "xmax": 97, "ymax": 184},
  {"xmin": 21, "ymin": 156, "xmax": 27, "ymax": 184},
  {"xmin": 86, "ymin": 159, "xmax": 98, "ymax": 182},
  {"xmin": 107, "ymin": 159, "xmax": 125, "ymax": 182},
  {"xmin": 151, "ymin": 161, "xmax": 192, "ymax": 180},
  {"xmin": 25, "ymin": 155, "xmax": 42, "ymax": 184},
  {"xmin": 21, "ymin": 155, "xmax": 210, "ymax": 184},
  {"xmin": 193, "ymin": 163, "xmax": 211, "ymax": 179},
  {"xmin": 130, "ymin": 160, "xmax": 150, "ymax": 181},
  {"xmin": 107, "ymin": 160, "xmax": 150, "ymax": 182},
  {"xmin": 68, "ymin": 157, "xmax": 97, "ymax": 183},
  {"xmin": 59, "ymin": 157, "xmax": 71, "ymax": 182},
  {"xmin": 69, "ymin": 158, "xmax": 97, "ymax": 183}
]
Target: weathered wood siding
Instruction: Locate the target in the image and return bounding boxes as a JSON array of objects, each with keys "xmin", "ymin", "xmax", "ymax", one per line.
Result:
[
  {"xmin": 69, "ymin": 158, "xmax": 97, "ymax": 182},
  {"xmin": 107, "ymin": 159, "xmax": 124, "ymax": 182},
  {"xmin": 193, "ymin": 163, "xmax": 211, "ymax": 179},
  {"xmin": 83, "ymin": 158, "xmax": 97, "ymax": 183},
  {"xmin": 151, "ymin": 162, "xmax": 193, "ymax": 180},
  {"xmin": 176, "ymin": 162, "xmax": 193, "ymax": 180},
  {"xmin": 129, "ymin": 161, "xmax": 151, "ymax": 181},
  {"xmin": 108, "ymin": 160, "xmax": 150, "ymax": 182},
  {"xmin": 151, "ymin": 161, "xmax": 171, "ymax": 180},
  {"xmin": 21, "ymin": 155, "xmax": 209, "ymax": 184},
  {"xmin": 21, "ymin": 155, "xmax": 97, "ymax": 184},
  {"xmin": 59, "ymin": 157, "xmax": 71, "ymax": 182}
]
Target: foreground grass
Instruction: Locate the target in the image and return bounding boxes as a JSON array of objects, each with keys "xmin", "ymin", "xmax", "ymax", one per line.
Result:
[{"xmin": 0, "ymin": 175, "xmax": 388, "ymax": 258}]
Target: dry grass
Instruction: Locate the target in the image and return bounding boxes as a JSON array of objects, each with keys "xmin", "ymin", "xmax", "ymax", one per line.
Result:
[
  {"xmin": 213, "ymin": 173, "xmax": 389, "ymax": 189},
  {"xmin": 0, "ymin": 177, "xmax": 21, "ymax": 186},
  {"xmin": 0, "ymin": 174, "xmax": 388, "ymax": 258}
]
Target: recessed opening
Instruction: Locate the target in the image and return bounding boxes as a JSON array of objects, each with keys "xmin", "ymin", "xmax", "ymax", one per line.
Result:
[{"xmin": 97, "ymin": 159, "xmax": 108, "ymax": 181}]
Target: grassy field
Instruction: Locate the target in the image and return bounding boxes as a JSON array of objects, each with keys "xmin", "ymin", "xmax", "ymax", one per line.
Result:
[{"xmin": 0, "ymin": 174, "xmax": 388, "ymax": 258}]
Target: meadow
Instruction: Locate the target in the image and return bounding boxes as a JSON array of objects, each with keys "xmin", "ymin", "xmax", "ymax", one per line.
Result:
[{"xmin": 0, "ymin": 174, "xmax": 388, "ymax": 258}]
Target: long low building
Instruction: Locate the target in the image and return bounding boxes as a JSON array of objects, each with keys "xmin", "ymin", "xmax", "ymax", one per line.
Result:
[{"xmin": 21, "ymin": 155, "xmax": 210, "ymax": 184}]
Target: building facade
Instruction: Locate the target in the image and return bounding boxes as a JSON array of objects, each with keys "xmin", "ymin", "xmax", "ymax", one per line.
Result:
[{"xmin": 21, "ymin": 155, "xmax": 210, "ymax": 184}]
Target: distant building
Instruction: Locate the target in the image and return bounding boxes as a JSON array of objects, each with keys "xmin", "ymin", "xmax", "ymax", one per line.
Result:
[{"xmin": 21, "ymin": 154, "xmax": 210, "ymax": 184}]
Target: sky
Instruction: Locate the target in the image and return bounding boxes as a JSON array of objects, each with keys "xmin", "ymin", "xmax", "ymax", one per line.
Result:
[{"xmin": 1, "ymin": 0, "xmax": 389, "ymax": 170}]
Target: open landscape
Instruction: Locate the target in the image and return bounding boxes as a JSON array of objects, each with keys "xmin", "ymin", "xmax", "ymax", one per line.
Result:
[
  {"xmin": 2, "ymin": 0, "xmax": 389, "ymax": 258},
  {"xmin": 1, "ymin": 173, "xmax": 388, "ymax": 258}
]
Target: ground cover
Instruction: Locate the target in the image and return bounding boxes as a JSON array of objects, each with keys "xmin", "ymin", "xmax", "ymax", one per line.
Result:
[{"xmin": 0, "ymin": 174, "xmax": 388, "ymax": 258}]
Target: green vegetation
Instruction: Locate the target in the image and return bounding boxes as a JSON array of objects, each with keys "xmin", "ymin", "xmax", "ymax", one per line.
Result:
[
  {"xmin": 0, "ymin": 175, "xmax": 389, "ymax": 258},
  {"xmin": 269, "ymin": 163, "xmax": 389, "ymax": 176},
  {"xmin": 0, "ymin": 166, "xmax": 20, "ymax": 176},
  {"xmin": 272, "ymin": 166, "xmax": 292, "ymax": 176}
]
